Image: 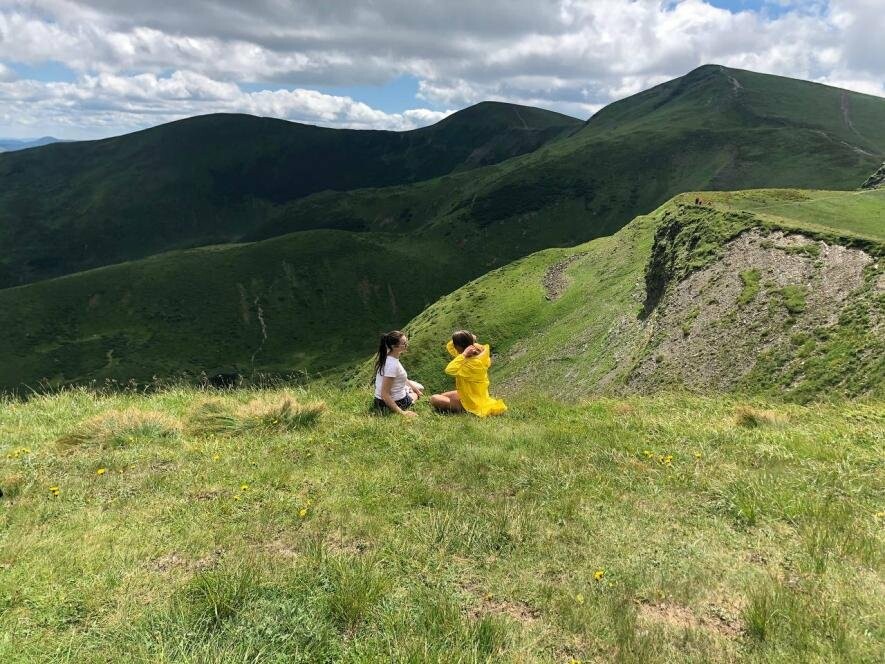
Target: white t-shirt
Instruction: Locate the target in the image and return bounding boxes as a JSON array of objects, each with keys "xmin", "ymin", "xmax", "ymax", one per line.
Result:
[{"xmin": 375, "ymin": 356, "xmax": 408, "ymax": 400}]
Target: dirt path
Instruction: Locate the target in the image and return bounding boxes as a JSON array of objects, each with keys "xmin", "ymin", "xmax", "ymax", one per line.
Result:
[{"xmin": 543, "ymin": 253, "xmax": 585, "ymax": 300}]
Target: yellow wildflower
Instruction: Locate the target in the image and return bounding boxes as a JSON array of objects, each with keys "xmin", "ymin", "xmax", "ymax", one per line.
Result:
[
  {"xmin": 212, "ymin": 454, "xmax": 221, "ymax": 461},
  {"xmin": 575, "ymin": 593, "xmax": 585, "ymax": 605},
  {"xmin": 298, "ymin": 508, "xmax": 308, "ymax": 518},
  {"xmin": 240, "ymin": 484, "xmax": 250, "ymax": 491},
  {"xmin": 643, "ymin": 450, "xmax": 653, "ymax": 458},
  {"xmin": 96, "ymin": 468, "xmax": 107, "ymax": 476},
  {"xmin": 694, "ymin": 452, "xmax": 702, "ymax": 459},
  {"xmin": 233, "ymin": 495, "xmax": 241, "ymax": 501},
  {"xmin": 594, "ymin": 569, "xmax": 605, "ymax": 581}
]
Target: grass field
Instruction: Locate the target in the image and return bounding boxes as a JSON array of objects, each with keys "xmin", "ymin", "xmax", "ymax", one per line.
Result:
[
  {"xmin": 708, "ymin": 188, "xmax": 885, "ymax": 241},
  {"xmin": 2, "ymin": 386, "xmax": 883, "ymax": 662}
]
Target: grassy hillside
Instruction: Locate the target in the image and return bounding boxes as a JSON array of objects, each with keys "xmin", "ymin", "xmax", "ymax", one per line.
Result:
[
  {"xmin": 3, "ymin": 66, "xmax": 884, "ymax": 391},
  {"xmin": 1, "ymin": 189, "xmax": 881, "ymax": 395},
  {"xmin": 1, "ymin": 387, "xmax": 882, "ymax": 662},
  {"xmin": 3, "ymin": 65, "xmax": 883, "ymax": 291},
  {"xmin": 396, "ymin": 189, "xmax": 884, "ymax": 402},
  {"xmin": 0, "ymin": 103, "xmax": 580, "ymax": 286},
  {"xmin": 252, "ymin": 65, "xmax": 885, "ymax": 248},
  {"xmin": 0, "ymin": 230, "xmax": 478, "ymax": 390}
]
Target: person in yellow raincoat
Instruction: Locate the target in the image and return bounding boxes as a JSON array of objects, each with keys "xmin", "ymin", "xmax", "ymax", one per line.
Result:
[{"xmin": 430, "ymin": 330, "xmax": 507, "ymax": 416}]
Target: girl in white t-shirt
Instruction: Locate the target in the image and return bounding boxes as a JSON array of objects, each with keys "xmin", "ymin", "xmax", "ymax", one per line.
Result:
[{"xmin": 373, "ymin": 330, "xmax": 423, "ymax": 418}]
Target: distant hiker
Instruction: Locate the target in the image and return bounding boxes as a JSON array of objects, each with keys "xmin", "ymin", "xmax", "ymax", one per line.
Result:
[
  {"xmin": 694, "ymin": 197, "xmax": 700, "ymax": 205},
  {"xmin": 430, "ymin": 330, "xmax": 507, "ymax": 416},
  {"xmin": 373, "ymin": 330, "xmax": 423, "ymax": 418}
]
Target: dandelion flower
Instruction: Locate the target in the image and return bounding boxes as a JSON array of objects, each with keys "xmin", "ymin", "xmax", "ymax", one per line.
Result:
[
  {"xmin": 643, "ymin": 450, "xmax": 653, "ymax": 457},
  {"xmin": 594, "ymin": 569, "xmax": 605, "ymax": 581},
  {"xmin": 233, "ymin": 495, "xmax": 241, "ymax": 501},
  {"xmin": 694, "ymin": 452, "xmax": 702, "ymax": 459},
  {"xmin": 212, "ymin": 454, "xmax": 221, "ymax": 461},
  {"xmin": 96, "ymin": 468, "xmax": 107, "ymax": 476},
  {"xmin": 575, "ymin": 593, "xmax": 585, "ymax": 605},
  {"xmin": 240, "ymin": 484, "xmax": 250, "ymax": 491},
  {"xmin": 298, "ymin": 508, "xmax": 308, "ymax": 518}
]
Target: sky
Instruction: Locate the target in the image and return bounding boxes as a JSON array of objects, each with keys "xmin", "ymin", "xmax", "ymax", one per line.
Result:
[{"xmin": 0, "ymin": 0, "xmax": 882, "ymax": 139}]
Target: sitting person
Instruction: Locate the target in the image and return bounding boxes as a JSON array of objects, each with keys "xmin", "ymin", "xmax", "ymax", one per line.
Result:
[
  {"xmin": 430, "ymin": 330, "xmax": 507, "ymax": 417},
  {"xmin": 373, "ymin": 330, "xmax": 423, "ymax": 418}
]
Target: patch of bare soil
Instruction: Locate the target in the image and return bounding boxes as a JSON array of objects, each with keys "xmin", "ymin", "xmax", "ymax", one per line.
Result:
[
  {"xmin": 638, "ymin": 600, "xmax": 743, "ymax": 638},
  {"xmin": 468, "ymin": 593, "xmax": 541, "ymax": 625},
  {"xmin": 263, "ymin": 539, "xmax": 300, "ymax": 559},
  {"xmin": 543, "ymin": 253, "xmax": 585, "ymax": 301},
  {"xmin": 459, "ymin": 579, "xmax": 541, "ymax": 625},
  {"xmin": 324, "ymin": 531, "xmax": 370, "ymax": 556},
  {"xmin": 189, "ymin": 489, "xmax": 219, "ymax": 501},
  {"xmin": 629, "ymin": 229, "xmax": 877, "ymax": 391},
  {"xmin": 149, "ymin": 548, "xmax": 223, "ymax": 573}
]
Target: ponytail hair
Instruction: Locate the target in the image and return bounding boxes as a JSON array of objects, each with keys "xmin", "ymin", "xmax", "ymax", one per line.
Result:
[{"xmin": 373, "ymin": 330, "xmax": 405, "ymax": 379}]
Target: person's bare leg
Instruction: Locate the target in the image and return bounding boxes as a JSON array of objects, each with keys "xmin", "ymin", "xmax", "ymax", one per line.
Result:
[{"xmin": 430, "ymin": 390, "xmax": 464, "ymax": 413}]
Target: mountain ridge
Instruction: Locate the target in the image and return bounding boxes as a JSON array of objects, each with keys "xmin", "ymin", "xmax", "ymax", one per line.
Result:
[
  {"xmin": 3, "ymin": 65, "xmax": 885, "ymax": 391},
  {"xmin": 0, "ymin": 102, "xmax": 580, "ymax": 286}
]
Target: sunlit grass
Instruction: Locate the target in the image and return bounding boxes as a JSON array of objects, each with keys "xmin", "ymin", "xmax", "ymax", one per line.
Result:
[{"xmin": 0, "ymin": 387, "xmax": 882, "ymax": 662}]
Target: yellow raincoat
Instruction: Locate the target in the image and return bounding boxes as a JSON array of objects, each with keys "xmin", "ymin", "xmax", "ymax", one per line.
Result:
[{"xmin": 445, "ymin": 340, "xmax": 508, "ymax": 417}]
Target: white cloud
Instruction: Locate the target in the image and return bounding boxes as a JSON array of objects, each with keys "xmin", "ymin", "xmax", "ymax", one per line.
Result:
[
  {"xmin": 0, "ymin": 0, "xmax": 882, "ymax": 137},
  {"xmin": 0, "ymin": 70, "xmax": 454, "ymax": 137},
  {"xmin": 0, "ymin": 62, "xmax": 14, "ymax": 81}
]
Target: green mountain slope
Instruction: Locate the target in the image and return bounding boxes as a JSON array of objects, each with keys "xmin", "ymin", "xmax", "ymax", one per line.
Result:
[
  {"xmin": 0, "ymin": 103, "xmax": 580, "ymax": 286},
  {"xmin": 0, "ymin": 231, "xmax": 475, "ymax": 390},
  {"xmin": 251, "ymin": 65, "xmax": 885, "ymax": 250},
  {"xmin": 397, "ymin": 188, "xmax": 884, "ymax": 402},
  {"xmin": 3, "ymin": 66, "xmax": 884, "ymax": 392}
]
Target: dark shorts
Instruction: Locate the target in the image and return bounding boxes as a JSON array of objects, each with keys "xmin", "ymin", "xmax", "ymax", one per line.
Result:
[{"xmin": 373, "ymin": 394, "xmax": 414, "ymax": 414}]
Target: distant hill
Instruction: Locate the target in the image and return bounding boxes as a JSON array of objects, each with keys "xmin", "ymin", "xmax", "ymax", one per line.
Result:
[
  {"xmin": 249, "ymin": 65, "xmax": 885, "ymax": 253},
  {"xmin": 2, "ymin": 65, "xmax": 885, "ymax": 391},
  {"xmin": 0, "ymin": 136, "xmax": 63, "ymax": 153},
  {"xmin": 0, "ymin": 104, "xmax": 581, "ymax": 286}
]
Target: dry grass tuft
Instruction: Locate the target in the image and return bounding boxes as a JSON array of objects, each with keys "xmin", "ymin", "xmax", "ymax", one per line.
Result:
[
  {"xmin": 734, "ymin": 405, "xmax": 786, "ymax": 428},
  {"xmin": 56, "ymin": 409, "xmax": 181, "ymax": 450},
  {"xmin": 187, "ymin": 395, "xmax": 325, "ymax": 436},
  {"xmin": 1, "ymin": 473, "xmax": 25, "ymax": 499}
]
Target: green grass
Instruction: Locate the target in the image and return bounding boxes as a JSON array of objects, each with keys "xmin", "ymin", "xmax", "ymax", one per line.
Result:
[
  {"xmin": 2, "ymin": 187, "xmax": 881, "ymax": 400},
  {"xmin": 0, "ymin": 103, "xmax": 581, "ymax": 287},
  {"xmin": 709, "ymin": 189, "xmax": 885, "ymax": 242},
  {"xmin": 774, "ymin": 286, "xmax": 807, "ymax": 315},
  {"xmin": 1, "ymin": 386, "xmax": 882, "ymax": 662},
  {"xmin": 0, "ymin": 67, "xmax": 885, "ymax": 392},
  {"xmin": 396, "ymin": 188, "xmax": 884, "ymax": 401},
  {"xmin": 738, "ymin": 270, "xmax": 762, "ymax": 306}
]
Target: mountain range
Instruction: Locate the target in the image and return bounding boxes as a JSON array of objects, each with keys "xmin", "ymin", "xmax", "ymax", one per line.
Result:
[{"xmin": 1, "ymin": 64, "xmax": 883, "ymax": 395}]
